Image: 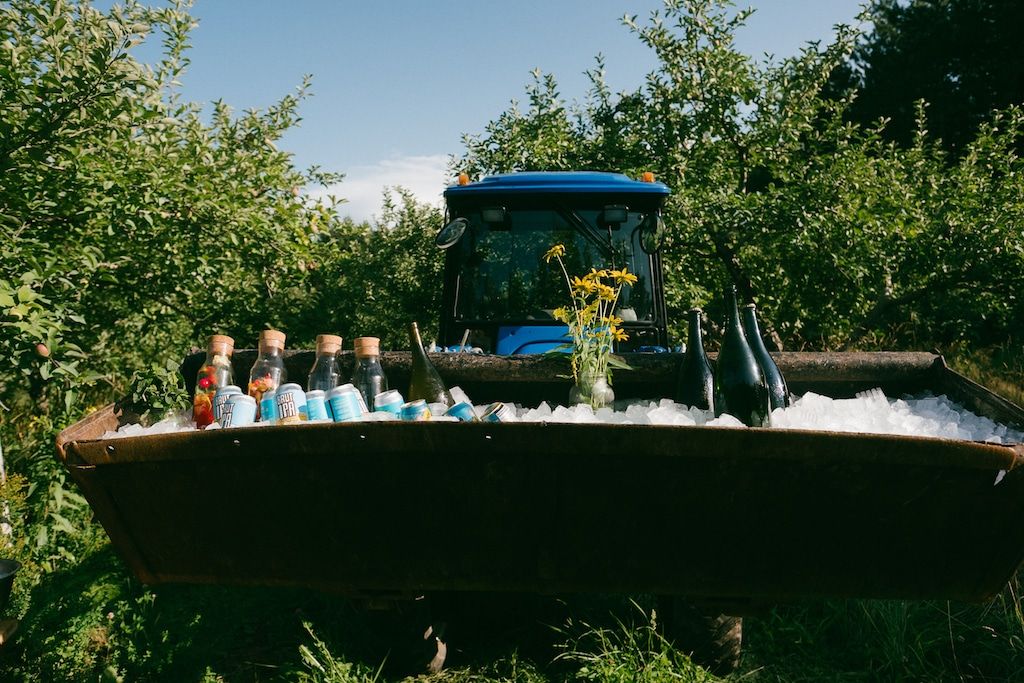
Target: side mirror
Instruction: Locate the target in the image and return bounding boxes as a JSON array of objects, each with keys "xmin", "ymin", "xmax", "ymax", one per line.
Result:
[
  {"xmin": 435, "ymin": 217, "xmax": 469, "ymax": 249},
  {"xmin": 640, "ymin": 212, "xmax": 666, "ymax": 254}
]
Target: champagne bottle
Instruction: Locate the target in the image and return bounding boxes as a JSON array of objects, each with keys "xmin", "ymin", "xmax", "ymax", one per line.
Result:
[
  {"xmin": 714, "ymin": 287, "xmax": 770, "ymax": 427},
  {"xmin": 308, "ymin": 334, "xmax": 343, "ymax": 392},
  {"xmin": 408, "ymin": 322, "xmax": 453, "ymax": 407},
  {"xmin": 675, "ymin": 308, "xmax": 714, "ymax": 411},
  {"xmin": 193, "ymin": 334, "xmax": 235, "ymax": 428},
  {"xmin": 742, "ymin": 304, "xmax": 790, "ymax": 411},
  {"xmin": 248, "ymin": 329, "xmax": 287, "ymax": 419},
  {"xmin": 351, "ymin": 336, "xmax": 388, "ymax": 407}
]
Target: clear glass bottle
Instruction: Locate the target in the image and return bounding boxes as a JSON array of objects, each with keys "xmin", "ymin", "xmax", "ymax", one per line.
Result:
[
  {"xmin": 193, "ymin": 335, "xmax": 235, "ymax": 428},
  {"xmin": 351, "ymin": 336, "xmax": 388, "ymax": 407},
  {"xmin": 408, "ymin": 322, "xmax": 453, "ymax": 407},
  {"xmin": 742, "ymin": 304, "xmax": 790, "ymax": 411},
  {"xmin": 675, "ymin": 308, "xmax": 714, "ymax": 411},
  {"xmin": 714, "ymin": 287, "xmax": 770, "ymax": 427},
  {"xmin": 248, "ymin": 329, "xmax": 287, "ymax": 419},
  {"xmin": 308, "ymin": 334, "xmax": 343, "ymax": 392}
]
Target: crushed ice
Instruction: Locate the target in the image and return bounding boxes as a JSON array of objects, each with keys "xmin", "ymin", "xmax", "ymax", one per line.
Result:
[{"xmin": 100, "ymin": 388, "xmax": 1023, "ymax": 445}]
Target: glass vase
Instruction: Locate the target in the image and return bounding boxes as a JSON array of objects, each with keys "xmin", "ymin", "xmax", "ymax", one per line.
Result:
[{"xmin": 569, "ymin": 371, "xmax": 615, "ymax": 410}]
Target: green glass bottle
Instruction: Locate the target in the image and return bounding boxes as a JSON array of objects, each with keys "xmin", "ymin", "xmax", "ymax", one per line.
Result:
[
  {"xmin": 714, "ymin": 287, "xmax": 770, "ymax": 427},
  {"xmin": 742, "ymin": 304, "xmax": 790, "ymax": 411},
  {"xmin": 675, "ymin": 308, "xmax": 714, "ymax": 411},
  {"xmin": 408, "ymin": 322, "xmax": 453, "ymax": 407}
]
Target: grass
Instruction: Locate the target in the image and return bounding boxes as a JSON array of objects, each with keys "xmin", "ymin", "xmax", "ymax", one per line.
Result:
[
  {"xmin": 7, "ymin": 545, "xmax": 1024, "ymax": 683},
  {"xmin": 945, "ymin": 340, "xmax": 1024, "ymax": 407}
]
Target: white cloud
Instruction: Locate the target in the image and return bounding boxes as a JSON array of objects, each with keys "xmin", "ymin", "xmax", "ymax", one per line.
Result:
[{"xmin": 311, "ymin": 154, "xmax": 451, "ymax": 224}]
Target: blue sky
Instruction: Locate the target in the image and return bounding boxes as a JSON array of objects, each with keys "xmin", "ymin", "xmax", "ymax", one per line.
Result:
[{"xmin": 132, "ymin": 1, "xmax": 866, "ymax": 221}]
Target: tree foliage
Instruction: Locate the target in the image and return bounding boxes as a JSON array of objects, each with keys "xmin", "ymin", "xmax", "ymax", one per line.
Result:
[
  {"xmin": 831, "ymin": 0, "xmax": 1024, "ymax": 155},
  {"xmin": 0, "ymin": 0, "xmax": 442, "ymax": 632},
  {"xmin": 458, "ymin": 0, "xmax": 1024, "ymax": 350}
]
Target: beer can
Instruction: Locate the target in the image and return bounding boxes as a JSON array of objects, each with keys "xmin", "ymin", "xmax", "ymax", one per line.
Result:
[
  {"xmin": 373, "ymin": 389, "xmax": 404, "ymax": 415},
  {"xmin": 400, "ymin": 399, "xmax": 431, "ymax": 421},
  {"xmin": 213, "ymin": 385, "xmax": 242, "ymax": 424},
  {"xmin": 328, "ymin": 385, "xmax": 364, "ymax": 423},
  {"xmin": 305, "ymin": 390, "xmax": 329, "ymax": 421},
  {"xmin": 481, "ymin": 401, "xmax": 514, "ymax": 423},
  {"xmin": 226, "ymin": 394, "xmax": 257, "ymax": 427},
  {"xmin": 445, "ymin": 402, "xmax": 477, "ymax": 422},
  {"xmin": 260, "ymin": 388, "xmax": 278, "ymax": 424},
  {"xmin": 275, "ymin": 383, "xmax": 308, "ymax": 424}
]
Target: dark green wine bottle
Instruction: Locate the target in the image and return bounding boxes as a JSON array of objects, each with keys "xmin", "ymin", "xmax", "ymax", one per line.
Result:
[
  {"xmin": 675, "ymin": 308, "xmax": 714, "ymax": 411},
  {"xmin": 714, "ymin": 287, "xmax": 770, "ymax": 427},
  {"xmin": 742, "ymin": 303, "xmax": 790, "ymax": 411},
  {"xmin": 408, "ymin": 322, "xmax": 454, "ymax": 407}
]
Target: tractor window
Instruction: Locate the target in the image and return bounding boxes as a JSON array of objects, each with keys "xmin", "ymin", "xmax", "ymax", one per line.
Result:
[{"xmin": 451, "ymin": 206, "xmax": 655, "ymax": 324}]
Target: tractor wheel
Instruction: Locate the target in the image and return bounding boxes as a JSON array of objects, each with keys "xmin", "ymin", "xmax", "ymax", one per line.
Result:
[{"xmin": 657, "ymin": 596, "xmax": 743, "ymax": 676}]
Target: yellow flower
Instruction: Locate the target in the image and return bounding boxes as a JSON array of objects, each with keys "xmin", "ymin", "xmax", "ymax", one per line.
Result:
[
  {"xmin": 589, "ymin": 268, "xmax": 610, "ymax": 279},
  {"xmin": 603, "ymin": 315, "xmax": 624, "ymax": 327},
  {"xmin": 543, "ymin": 244, "xmax": 566, "ymax": 263},
  {"xmin": 552, "ymin": 306, "xmax": 570, "ymax": 322},
  {"xmin": 612, "ymin": 326, "xmax": 629, "ymax": 342},
  {"xmin": 572, "ymin": 276, "xmax": 596, "ymax": 294},
  {"xmin": 609, "ymin": 268, "xmax": 639, "ymax": 286},
  {"xmin": 596, "ymin": 283, "xmax": 617, "ymax": 301}
]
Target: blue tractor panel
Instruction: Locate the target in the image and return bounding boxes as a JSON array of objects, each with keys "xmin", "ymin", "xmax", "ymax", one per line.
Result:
[{"xmin": 496, "ymin": 325, "xmax": 572, "ymax": 355}]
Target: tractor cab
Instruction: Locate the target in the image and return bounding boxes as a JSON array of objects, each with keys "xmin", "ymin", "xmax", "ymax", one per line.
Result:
[{"xmin": 437, "ymin": 172, "xmax": 671, "ymax": 354}]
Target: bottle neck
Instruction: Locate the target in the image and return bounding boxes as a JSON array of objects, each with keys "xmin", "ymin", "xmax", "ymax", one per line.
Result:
[
  {"xmin": 687, "ymin": 312, "xmax": 704, "ymax": 347},
  {"xmin": 205, "ymin": 350, "xmax": 232, "ymax": 365},
  {"xmin": 726, "ymin": 289, "xmax": 742, "ymax": 330},
  {"xmin": 410, "ymin": 323, "xmax": 427, "ymax": 359},
  {"xmin": 355, "ymin": 353, "xmax": 380, "ymax": 365},
  {"xmin": 258, "ymin": 346, "xmax": 284, "ymax": 361},
  {"xmin": 742, "ymin": 307, "xmax": 762, "ymax": 340}
]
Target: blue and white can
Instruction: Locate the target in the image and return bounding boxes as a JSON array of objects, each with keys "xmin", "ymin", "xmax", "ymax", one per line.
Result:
[
  {"xmin": 328, "ymin": 384, "xmax": 364, "ymax": 422},
  {"xmin": 481, "ymin": 401, "xmax": 514, "ymax": 423},
  {"xmin": 275, "ymin": 383, "xmax": 308, "ymax": 424},
  {"xmin": 400, "ymin": 399, "xmax": 431, "ymax": 421},
  {"xmin": 305, "ymin": 390, "xmax": 329, "ymax": 421},
  {"xmin": 260, "ymin": 388, "xmax": 278, "ymax": 424},
  {"xmin": 226, "ymin": 394, "xmax": 257, "ymax": 427},
  {"xmin": 213, "ymin": 385, "xmax": 242, "ymax": 424},
  {"xmin": 445, "ymin": 402, "xmax": 477, "ymax": 422},
  {"xmin": 373, "ymin": 389, "xmax": 404, "ymax": 415}
]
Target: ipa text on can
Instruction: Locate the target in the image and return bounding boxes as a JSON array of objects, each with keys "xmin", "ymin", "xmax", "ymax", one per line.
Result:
[
  {"xmin": 481, "ymin": 401, "xmax": 514, "ymax": 423},
  {"xmin": 260, "ymin": 388, "xmax": 278, "ymax": 424},
  {"xmin": 213, "ymin": 385, "xmax": 242, "ymax": 424},
  {"xmin": 445, "ymin": 402, "xmax": 477, "ymax": 422},
  {"xmin": 305, "ymin": 390, "xmax": 329, "ymax": 421},
  {"xmin": 328, "ymin": 385, "xmax": 364, "ymax": 422},
  {"xmin": 226, "ymin": 394, "xmax": 257, "ymax": 427},
  {"xmin": 275, "ymin": 383, "xmax": 308, "ymax": 424},
  {"xmin": 373, "ymin": 389, "xmax": 404, "ymax": 415},
  {"xmin": 400, "ymin": 399, "xmax": 431, "ymax": 421}
]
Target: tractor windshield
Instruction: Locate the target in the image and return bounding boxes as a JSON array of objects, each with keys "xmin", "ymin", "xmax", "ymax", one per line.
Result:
[{"xmin": 450, "ymin": 204, "xmax": 656, "ymax": 325}]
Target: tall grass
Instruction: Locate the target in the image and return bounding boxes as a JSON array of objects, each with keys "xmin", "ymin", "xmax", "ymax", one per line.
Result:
[{"xmin": 946, "ymin": 341, "xmax": 1024, "ymax": 406}]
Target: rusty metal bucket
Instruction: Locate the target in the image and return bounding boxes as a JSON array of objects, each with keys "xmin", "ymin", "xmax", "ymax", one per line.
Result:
[{"xmin": 56, "ymin": 352, "xmax": 1024, "ymax": 604}]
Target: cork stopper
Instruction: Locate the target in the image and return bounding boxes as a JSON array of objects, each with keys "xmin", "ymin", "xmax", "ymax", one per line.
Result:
[
  {"xmin": 353, "ymin": 336, "xmax": 381, "ymax": 357},
  {"xmin": 258, "ymin": 329, "xmax": 286, "ymax": 351},
  {"xmin": 207, "ymin": 334, "xmax": 234, "ymax": 356},
  {"xmin": 315, "ymin": 334, "xmax": 343, "ymax": 354}
]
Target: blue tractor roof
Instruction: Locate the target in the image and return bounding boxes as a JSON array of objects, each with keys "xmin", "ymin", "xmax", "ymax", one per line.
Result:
[{"xmin": 444, "ymin": 171, "xmax": 670, "ymax": 198}]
